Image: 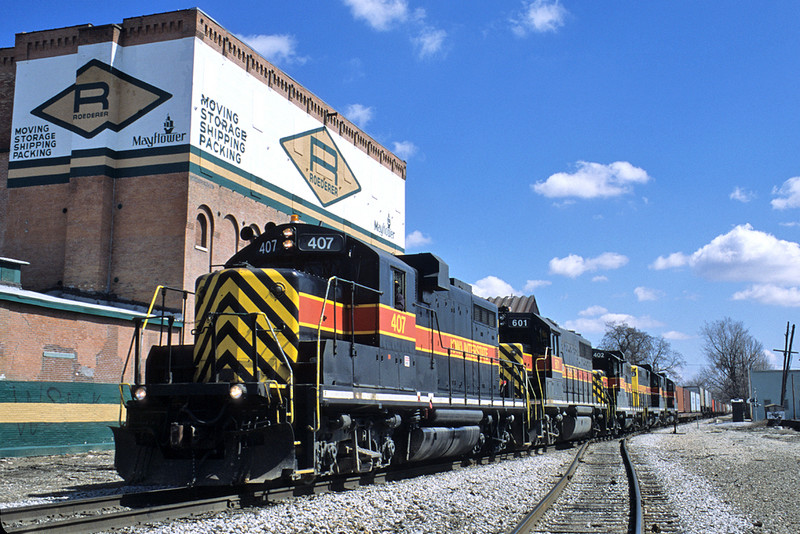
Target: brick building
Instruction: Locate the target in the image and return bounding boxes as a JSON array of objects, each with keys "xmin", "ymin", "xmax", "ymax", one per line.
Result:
[
  {"xmin": 0, "ymin": 8, "xmax": 406, "ymax": 455},
  {"xmin": 0, "ymin": 7, "xmax": 405, "ymax": 307}
]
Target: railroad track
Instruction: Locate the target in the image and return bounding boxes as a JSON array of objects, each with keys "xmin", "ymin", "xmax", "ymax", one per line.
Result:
[
  {"xmin": 1, "ymin": 451, "xmax": 528, "ymax": 533},
  {"xmin": 510, "ymin": 439, "xmax": 644, "ymax": 534},
  {"xmin": 0, "ymin": 485, "xmax": 254, "ymax": 534},
  {"xmin": 625, "ymin": 440, "xmax": 684, "ymax": 533}
]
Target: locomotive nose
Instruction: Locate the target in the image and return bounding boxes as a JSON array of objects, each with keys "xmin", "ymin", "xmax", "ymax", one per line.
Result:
[{"xmin": 193, "ymin": 268, "xmax": 299, "ymax": 384}]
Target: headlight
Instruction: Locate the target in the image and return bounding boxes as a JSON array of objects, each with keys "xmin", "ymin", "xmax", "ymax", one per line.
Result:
[
  {"xmin": 282, "ymin": 227, "xmax": 295, "ymax": 238},
  {"xmin": 229, "ymin": 383, "xmax": 246, "ymax": 400},
  {"xmin": 282, "ymin": 239, "xmax": 295, "ymax": 250},
  {"xmin": 133, "ymin": 386, "xmax": 147, "ymax": 401}
]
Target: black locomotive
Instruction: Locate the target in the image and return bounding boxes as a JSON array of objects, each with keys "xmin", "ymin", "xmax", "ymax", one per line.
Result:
[
  {"xmin": 114, "ymin": 220, "xmax": 529, "ymax": 485},
  {"xmin": 113, "ymin": 218, "xmax": 678, "ymax": 485}
]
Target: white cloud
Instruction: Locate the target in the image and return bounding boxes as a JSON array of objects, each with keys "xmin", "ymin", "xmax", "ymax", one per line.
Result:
[
  {"xmin": 579, "ymin": 305, "xmax": 608, "ymax": 317},
  {"xmin": 634, "ymin": 286, "xmax": 663, "ymax": 302},
  {"xmin": 343, "ymin": 0, "xmax": 446, "ymax": 60},
  {"xmin": 472, "ymin": 276, "xmax": 520, "ymax": 298},
  {"xmin": 689, "ymin": 224, "xmax": 800, "ymax": 285},
  {"xmin": 345, "ymin": 104, "xmax": 373, "ymax": 128},
  {"xmin": 772, "ymin": 177, "xmax": 800, "ymax": 210},
  {"xmin": 413, "ymin": 27, "xmax": 447, "ymax": 59},
  {"xmin": 236, "ymin": 34, "xmax": 307, "ymax": 65},
  {"xmin": 763, "ymin": 348, "xmax": 782, "ymax": 368},
  {"xmin": 592, "ymin": 275, "xmax": 609, "ymax": 282},
  {"xmin": 532, "ymin": 161, "xmax": 651, "ymax": 200},
  {"xmin": 549, "ymin": 252, "xmax": 628, "ymax": 278},
  {"xmin": 651, "ymin": 252, "xmax": 690, "ymax": 270},
  {"xmin": 511, "ymin": 0, "xmax": 567, "ymax": 36},
  {"xmin": 563, "ymin": 306, "xmax": 662, "ymax": 334},
  {"xmin": 342, "ymin": 0, "xmax": 409, "ymax": 31},
  {"xmin": 473, "ymin": 276, "xmax": 550, "ymax": 298},
  {"xmin": 405, "ymin": 230, "xmax": 432, "ymax": 248},
  {"xmin": 732, "ymin": 284, "xmax": 800, "ymax": 307},
  {"xmin": 653, "ymin": 224, "xmax": 800, "ymax": 307},
  {"xmin": 730, "ymin": 186, "xmax": 755, "ymax": 203},
  {"xmin": 523, "ymin": 279, "xmax": 551, "ymax": 292},
  {"xmin": 392, "ymin": 140, "xmax": 418, "ymax": 160},
  {"xmin": 662, "ymin": 330, "xmax": 691, "ymax": 340}
]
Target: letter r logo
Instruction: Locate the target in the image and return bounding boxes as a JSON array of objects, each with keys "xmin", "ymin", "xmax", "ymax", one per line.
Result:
[{"xmin": 73, "ymin": 82, "xmax": 110, "ymax": 112}]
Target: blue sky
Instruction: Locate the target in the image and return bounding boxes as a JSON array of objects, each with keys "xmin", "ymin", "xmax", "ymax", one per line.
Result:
[{"xmin": 5, "ymin": 1, "xmax": 800, "ymax": 380}]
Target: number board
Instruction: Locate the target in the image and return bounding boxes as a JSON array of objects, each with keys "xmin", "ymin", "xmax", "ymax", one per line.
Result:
[
  {"xmin": 508, "ymin": 317, "xmax": 530, "ymax": 328},
  {"xmin": 297, "ymin": 233, "xmax": 344, "ymax": 252}
]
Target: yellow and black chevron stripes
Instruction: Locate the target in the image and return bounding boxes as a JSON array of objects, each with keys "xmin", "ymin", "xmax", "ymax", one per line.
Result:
[
  {"xmin": 499, "ymin": 343, "xmax": 529, "ymax": 399},
  {"xmin": 193, "ymin": 268, "xmax": 299, "ymax": 383},
  {"xmin": 592, "ymin": 371, "xmax": 607, "ymax": 405}
]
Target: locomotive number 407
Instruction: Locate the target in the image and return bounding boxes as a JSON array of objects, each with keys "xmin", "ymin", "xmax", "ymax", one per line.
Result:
[
  {"xmin": 391, "ymin": 314, "xmax": 407, "ymax": 334},
  {"xmin": 304, "ymin": 236, "xmax": 335, "ymax": 250},
  {"xmin": 259, "ymin": 239, "xmax": 278, "ymax": 254},
  {"xmin": 298, "ymin": 234, "xmax": 344, "ymax": 252}
]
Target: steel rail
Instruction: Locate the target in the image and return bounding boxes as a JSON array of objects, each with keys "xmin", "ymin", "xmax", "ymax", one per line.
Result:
[
  {"xmin": 2, "ymin": 450, "xmax": 530, "ymax": 534},
  {"xmin": 3, "ymin": 494, "xmax": 240, "ymax": 534},
  {"xmin": 508, "ymin": 441, "xmax": 590, "ymax": 534},
  {"xmin": 0, "ymin": 485, "xmax": 243, "ymax": 533},
  {"xmin": 621, "ymin": 438, "xmax": 644, "ymax": 534},
  {"xmin": 509, "ymin": 437, "xmax": 647, "ymax": 534}
]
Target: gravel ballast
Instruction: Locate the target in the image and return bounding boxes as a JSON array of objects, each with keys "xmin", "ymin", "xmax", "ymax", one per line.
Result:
[
  {"xmin": 629, "ymin": 419, "xmax": 800, "ymax": 534},
  {"xmin": 1, "ymin": 418, "xmax": 798, "ymax": 533}
]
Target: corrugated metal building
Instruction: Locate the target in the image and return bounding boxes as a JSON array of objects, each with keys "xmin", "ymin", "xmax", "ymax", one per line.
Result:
[{"xmin": 749, "ymin": 369, "xmax": 800, "ymax": 422}]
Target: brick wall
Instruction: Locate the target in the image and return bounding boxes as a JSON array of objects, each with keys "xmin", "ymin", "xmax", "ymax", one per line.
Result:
[
  {"xmin": 0, "ymin": 299, "xmax": 167, "ymax": 383},
  {"xmin": 0, "ymin": 46, "xmax": 17, "ymax": 151},
  {"xmin": 63, "ymin": 175, "xmax": 115, "ymax": 293},
  {"xmin": 108, "ymin": 173, "xmax": 189, "ymax": 305},
  {"xmin": 0, "ymin": 151, "xmax": 7, "ymax": 253},
  {"xmin": 0, "ymin": 45, "xmax": 13, "ymax": 254},
  {"xmin": 3, "ymin": 183, "xmax": 69, "ymax": 292}
]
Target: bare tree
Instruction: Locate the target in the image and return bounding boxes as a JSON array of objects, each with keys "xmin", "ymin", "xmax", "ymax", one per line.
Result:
[
  {"xmin": 600, "ymin": 322, "xmax": 685, "ymax": 377},
  {"xmin": 698, "ymin": 317, "xmax": 772, "ymax": 400}
]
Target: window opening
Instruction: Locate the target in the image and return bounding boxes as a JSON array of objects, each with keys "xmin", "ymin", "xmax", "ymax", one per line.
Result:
[
  {"xmin": 392, "ymin": 268, "xmax": 406, "ymax": 311},
  {"xmin": 196, "ymin": 213, "xmax": 208, "ymax": 249}
]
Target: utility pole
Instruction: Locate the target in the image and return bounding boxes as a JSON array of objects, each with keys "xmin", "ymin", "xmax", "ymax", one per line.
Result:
[{"xmin": 774, "ymin": 322, "xmax": 796, "ymax": 410}]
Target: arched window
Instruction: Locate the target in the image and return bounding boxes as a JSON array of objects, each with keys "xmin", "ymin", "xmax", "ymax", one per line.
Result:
[
  {"xmin": 224, "ymin": 215, "xmax": 239, "ymax": 253},
  {"xmin": 195, "ymin": 213, "xmax": 208, "ymax": 250}
]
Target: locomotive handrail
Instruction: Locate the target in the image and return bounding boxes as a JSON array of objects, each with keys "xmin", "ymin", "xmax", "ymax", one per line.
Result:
[
  {"xmin": 412, "ymin": 302, "xmax": 446, "ymax": 367},
  {"xmin": 316, "ymin": 276, "xmax": 383, "ymax": 431},
  {"xmin": 532, "ymin": 351, "xmax": 549, "ymax": 437},
  {"xmin": 142, "ymin": 285, "xmax": 193, "ymax": 345},
  {"xmin": 256, "ymin": 311, "xmax": 295, "ymax": 423},
  {"xmin": 503, "ymin": 344, "xmax": 532, "ymax": 426},
  {"xmin": 118, "ymin": 293, "xmax": 188, "ymax": 423}
]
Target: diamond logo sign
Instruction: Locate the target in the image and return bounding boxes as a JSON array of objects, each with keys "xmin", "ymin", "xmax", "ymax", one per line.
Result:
[
  {"xmin": 31, "ymin": 59, "xmax": 172, "ymax": 139},
  {"xmin": 280, "ymin": 127, "xmax": 361, "ymax": 206}
]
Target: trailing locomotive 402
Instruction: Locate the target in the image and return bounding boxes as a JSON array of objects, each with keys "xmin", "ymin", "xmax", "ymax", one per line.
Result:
[{"xmin": 113, "ymin": 217, "xmax": 699, "ymax": 486}]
